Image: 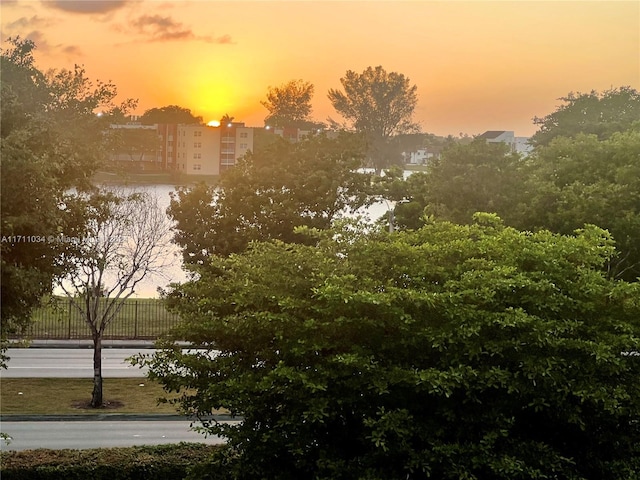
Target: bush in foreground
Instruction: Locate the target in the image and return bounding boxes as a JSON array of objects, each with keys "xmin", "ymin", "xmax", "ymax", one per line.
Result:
[
  {"xmin": 0, "ymin": 443, "xmax": 224, "ymax": 480},
  {"xmin": 139, "ymin": 216, "xmax": 640, "ymax": 479}
]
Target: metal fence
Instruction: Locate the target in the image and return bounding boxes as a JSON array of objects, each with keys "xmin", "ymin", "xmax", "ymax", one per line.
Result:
[{"xmin": 15, "ymin": 298, "xmax": 182, "ymax": 340}]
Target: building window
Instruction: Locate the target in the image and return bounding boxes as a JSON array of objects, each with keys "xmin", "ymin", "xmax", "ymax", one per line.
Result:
[
  {"xmin": 194, "ymin": 142, "xmax": 201, "ymax": 148},
  {"xmin": 193, "ymin": 164, "xmax": 201, "ymax": 170},
  {"xmin": 239, "ymin": 132, "xmax": 248, "ymax": 138},
  {"xmin": 194, "ymin": 131, "xmax": 202, "ymax": 137},
  {"xmin": 193, "ymin": 153, "xmax": 201, "ymax": 159},
  {"xmin": 240, "ymin": 143, "xmax": 247, "ymax": 149}
]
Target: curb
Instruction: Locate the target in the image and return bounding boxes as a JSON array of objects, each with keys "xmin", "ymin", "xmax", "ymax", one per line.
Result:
[
  {"xmin": 0, "ymin": 414, "xmax": 240, "ymax": 422},
  {"xmin": 8, "ymin": 340, "xmax": 193, "ymax": 349}
]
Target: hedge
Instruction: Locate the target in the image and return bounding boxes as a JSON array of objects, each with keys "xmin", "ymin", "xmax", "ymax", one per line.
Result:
[{"xmin": 0, "ymin": 443, "xmax": 226, "ymax": 480}]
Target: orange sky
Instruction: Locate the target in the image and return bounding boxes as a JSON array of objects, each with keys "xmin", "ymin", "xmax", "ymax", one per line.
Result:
[{"xmin": 1, "ymin": 1, "xmax": 638, "ymax": 137}]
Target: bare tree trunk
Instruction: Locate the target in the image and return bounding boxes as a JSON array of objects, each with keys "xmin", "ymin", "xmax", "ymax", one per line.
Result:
[{"xmin": 91, "ymin": 334, "xmax": 103, "ymax": 408}]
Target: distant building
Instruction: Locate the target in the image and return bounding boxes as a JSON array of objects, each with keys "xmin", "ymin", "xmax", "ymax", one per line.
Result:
[
  {"xmin": 478, "ymin": 130, "xmax": 533, "ymax": 156},
  {"xmin": 173, "ymin": 122, "xmax": 253, "ymax": 175},
  {"xmin": 405, "ymin": 146, "xmax": 443, "ymax": 165},
  {"xmin": 262, "ymin": 125, "xmax": 333, "ymax": 142},
  {"xmin": 109, "ymin": 121, "xmax": 253, "ymax": 175}
]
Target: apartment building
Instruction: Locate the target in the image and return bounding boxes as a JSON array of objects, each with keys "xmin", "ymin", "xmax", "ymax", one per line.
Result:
[{"xmin": 109, "ymin": 121, "xmax": 253, "ymax": 175}]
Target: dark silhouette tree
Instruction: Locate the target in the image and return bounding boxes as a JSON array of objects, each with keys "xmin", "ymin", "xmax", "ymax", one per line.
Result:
[
  {"xmin": 261, "ymin": 79, "xmax": 315, "ymax": 128},
  {"xmin": 531, "ymin": 86, "xmax": 640, "ymax": 146},
  {"xmin": 139, "ymin": 105, "xmax": 202, "ymax": 125},
  {"xmin": 328, "ymin": 66, "xmax": 419, "ymax": 170}
]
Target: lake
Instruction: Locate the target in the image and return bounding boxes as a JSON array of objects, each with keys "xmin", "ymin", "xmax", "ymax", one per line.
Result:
[{"xmin": 66, "ymin": 183, "xmax": 396, "ymax": 298}]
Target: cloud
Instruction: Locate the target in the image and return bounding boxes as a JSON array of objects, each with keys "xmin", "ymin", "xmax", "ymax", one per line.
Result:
[
  {"xmin": 45, "ymin": 1, "xmax": 128, "ymax": 14},
  {"xmin": 213, "ymin": 34, "xmax": 233, "ymax": 45},
  {"xmin": 24, "ymin": 30, "xmax": 52, "ymax": 52},
  {"xmin": 5, "ymin": 15, "xmax": 52, "ymax": 31},
  {"xmin": 130, "ymin": 14, "xmax": 234, "ymax": 44},
  {"xmin": 61, "ymin": 44, "xmax": 82, "ymax": 56},
  {"xmin": 17, "ymin": 30, "xmax": 83, "ymax": 58}
]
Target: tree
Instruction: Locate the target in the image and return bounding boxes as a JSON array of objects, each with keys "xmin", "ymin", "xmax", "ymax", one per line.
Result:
[
  {"xmin": 168, "ymin": 133, "xmax": 370, "ymax": 265},
  {"xmin": 220, "ymin": 113, "xmax": 234, "ymax": 125},
  {"xmin": 107, "ymin": 127, "xmax": 161, "ymax": 164},
  {"xmin": 260, "ymin": 79, "xmax": 316, "ymax": 129},
  {"xmin": 57, "ymin": 189, "xmax": 172, "ymax": 407},
  {"xmin": 328, "ymin": 66, "xmax": 419, "ymax": 170},
  {"xmin": 515, "ymin": 128, "xmax": 640, "ymax": 281},
  {"xmin": 136, "ymin": 216, "xmax": 640, "ymax": 479},
  {"xmin": 422, "ymin": 139, "xmax": 524, "ymax": 226},
  {"xmin": 531, "ymin": 86, "xmax": 640, "ymax": 147},
  {"xmin": 139, "ymin": 105, "xmax": 202, "ymax": 125},
  {"xmin": 1, "ymin": 37, "xmax": 129, "ymax": 355}
]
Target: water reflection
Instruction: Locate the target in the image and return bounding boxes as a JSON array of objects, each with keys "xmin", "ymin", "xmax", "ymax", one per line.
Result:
[{"xmin": 62, "ymin": 182, "xmax": 396, "ymax": 298}]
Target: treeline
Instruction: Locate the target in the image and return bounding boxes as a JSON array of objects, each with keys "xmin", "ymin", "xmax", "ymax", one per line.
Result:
[{"xmin": 3, "ymin": 35, "xmax": 640, "ymax": 479}]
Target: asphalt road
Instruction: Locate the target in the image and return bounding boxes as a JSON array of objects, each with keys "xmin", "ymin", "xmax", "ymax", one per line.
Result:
[
  {"xmin": 0, "ymin": 420, "xmax": 228, "ymax": 451},
  {"xmin": 1, "ymin": 348, "xmax": 150, "ymax": 378}
]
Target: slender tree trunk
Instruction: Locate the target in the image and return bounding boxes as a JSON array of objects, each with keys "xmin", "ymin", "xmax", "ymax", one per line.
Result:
[{"xmin": 91, "ymin": 334, "xmax": 103, "ymax": 408}]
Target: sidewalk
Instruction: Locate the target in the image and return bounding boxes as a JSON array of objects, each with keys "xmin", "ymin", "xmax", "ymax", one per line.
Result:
[
  {"xmin": 0, "ymin": 413, "xmax": 239, "ymax": 422},
  {"xmin": 9, "ymin": 339, "xmax": 192, "ymax": 349}
]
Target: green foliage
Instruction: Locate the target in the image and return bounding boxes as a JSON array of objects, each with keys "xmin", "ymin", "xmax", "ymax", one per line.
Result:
[
  {"xmin": 388, "ymin": 139, "xmax": 524, "ymax": 229},
  {"xmin": 0, "ymin": 443, "xmax": 223, "ymax": 480},
  {"xmin": 517, "ymin": 129, "xmax": 640, "ymax": 280},
  {"xmin": 261, "ymin": 79, "xmax": 319, "ymax": 129},
  {"xmin": 531, "ymin": 86, "xmax": 640, "ymax": 147},
  {"xmin": 168, "ymin": 133, "xmax": 370, "ymax": 264},
  {"xmin": 139, "ymin": 105, "xmax": 202, "ymax": 125},
  {"xmin": 328, "ymin": 66, "xmax": 419, "ymax": 170},
  {"xmin": 107, "ymin": 127, "xmax": 161, "ymax": 163},
  {"xmin": 0, "ymin": 37, "xmax": 129, "ymax": 352},
  {"xmin": 138, "ymin": 219, "xmax": 640, "ymax": 479}
]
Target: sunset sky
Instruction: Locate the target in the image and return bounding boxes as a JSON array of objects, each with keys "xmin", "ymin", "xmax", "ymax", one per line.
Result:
[{"xmin": 1, "ymin": 1, "xmax": 638, "ymax": 137}]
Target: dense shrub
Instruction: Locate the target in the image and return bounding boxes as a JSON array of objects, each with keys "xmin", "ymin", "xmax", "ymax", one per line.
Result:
[{"xmin": 0, "ymin": 443, "xmax": 224, "ymax": 480}]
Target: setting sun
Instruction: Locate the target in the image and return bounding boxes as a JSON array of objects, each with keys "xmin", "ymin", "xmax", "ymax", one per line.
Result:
[
  {"xmin": 207, "ymin": 120, "xmax": 220, "ymax": 127},
  {"xmin": 0, "ymin": 0, "xmax": 636, "ymax": 136}
]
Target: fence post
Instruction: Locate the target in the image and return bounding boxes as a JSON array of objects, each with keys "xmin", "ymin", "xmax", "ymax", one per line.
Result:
[
  {"xmin": 68, "ymin": 298, "xmax": 72, "ymax": 339},
  {"xmin": 134, "ymin": 300, "xmax": 138, "ymax": 339}
]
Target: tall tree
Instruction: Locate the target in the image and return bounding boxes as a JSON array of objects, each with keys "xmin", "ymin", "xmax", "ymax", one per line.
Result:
[
  {"xmin": 219, "ymin": 113, "xmax": 234, "ymax": 125},
  {"xmin": 421, "ymin": 139, "xmax": 524, "ymax": 225},
  {"xmin": 1, "ymin": 37, "xmax": 130, "ymax": 353},
  {"xmin": 261, "ymin": 79, "xmax": 316, "ymax": 129},
  {"xmin": 515, "ymin": 129, "xmax": 640, "ymax": 281},
  {"xmin": 57, "ymin": 189, "xmax": 172, "ymax": 408},
  {"xmin": 107, "ymin": 127, "xmax": 161, "ymax": 164},
  {"xmin": 168, "ymin": 133, "xmax": 370, "ymax": 265},
  {"xmin": 328, "ymin": 66, "xmax": 419, "ymax": 170},
  {"xmin": 531, "ymin": 86, "xmax": 640, "ymax": 147},
  {"xmin": 139, "ymin": 105, "xmax": 202, "ymax": 125},
  {"xmin": 136, "ymin": 217, "xmax": 640, "ymax": 479}
]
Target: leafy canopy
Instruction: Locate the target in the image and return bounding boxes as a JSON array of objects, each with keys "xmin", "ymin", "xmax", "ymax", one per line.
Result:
[
  {"xmin": 139, "ymin": 217, "xmax": 640, "ymax": 479},
  {"xmin": 139, "ymin": 105, "xmax": 202, "ymax": 125},
  {"xmin": 328, "ymin": 66, "xmax": 419, "ymax": 139},
  {"xmin": 261, "ymin": 79, "xmax": 317, "ymax": 129},
  {"xmin": 328, "ymin": 66, "xmax": 419, "ymax": 170},
  {"xmin": 1, "ymin": 37, "xmax": 131, "ymax": 341},
  {"xmin": 531, "ymin": 86, "xmax": 640, "ymax": 147},
  {"xmin": 168, "ymin": 133, "xmax": 370, "ymax": 264},
  {"xmin": 516, "ymin": 128, "xmax": 640, "ymax": 281}
]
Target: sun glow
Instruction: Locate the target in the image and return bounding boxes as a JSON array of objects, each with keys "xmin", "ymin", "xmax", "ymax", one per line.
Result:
[{"xmin": 207, "ymin": 120, "xmax": 221, "ymax": 127}]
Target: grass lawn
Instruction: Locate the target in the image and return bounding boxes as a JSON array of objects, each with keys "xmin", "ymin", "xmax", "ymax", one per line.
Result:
[{"xmin": 0, "ymin": 378, "xmax": 214, "ymax": 415}]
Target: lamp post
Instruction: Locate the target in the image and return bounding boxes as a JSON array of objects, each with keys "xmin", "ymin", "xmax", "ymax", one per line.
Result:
[{"xmin": 381, "ymin": 198, "xmax": 408, "ymax": 233}]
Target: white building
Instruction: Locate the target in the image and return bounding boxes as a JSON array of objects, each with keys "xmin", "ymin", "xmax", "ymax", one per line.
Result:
[
  {"xmin": 405, "ymin": 146, "xmax": 443, "ymax": 165},
  {"xmin": 478, "ymin": 131, "xmax": 533, "ymax": 156}
]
